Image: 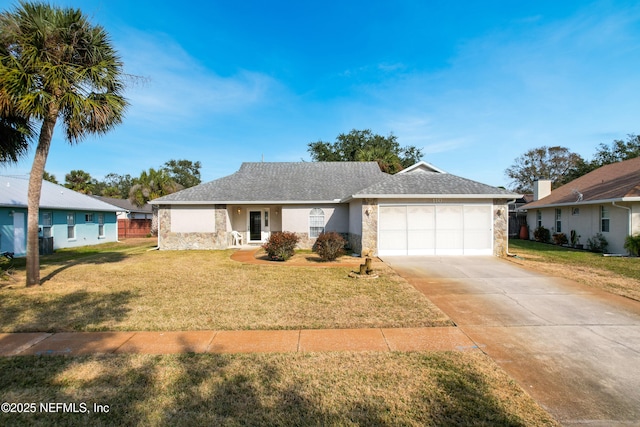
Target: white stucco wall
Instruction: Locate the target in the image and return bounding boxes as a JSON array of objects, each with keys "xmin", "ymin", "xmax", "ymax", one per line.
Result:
[
  {"xmin": 281, "ymin": 205, "xmax": 349, "ymax": 233},
  {"xmin": 349, "ymin": 200, "xmax": 362, "ymax": 235},
  {"xmin": 170, "ymin": 206, "xmax": 216, "ymax": 233}
]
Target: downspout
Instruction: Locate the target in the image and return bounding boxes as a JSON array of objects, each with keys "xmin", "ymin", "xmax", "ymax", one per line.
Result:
[
  {"xmin": 505, "ymin": 199, "xmax": 518, "ymax": 257},
  {"xmin": 612, "ymin": 201, "xmax": 632, "ymax": 237}
]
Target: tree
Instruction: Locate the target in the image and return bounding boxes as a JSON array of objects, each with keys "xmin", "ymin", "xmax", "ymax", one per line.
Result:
[
  {"xmin": 0, "ymin": 115, "xmax": 31, "ymax": 163},
  {"xmin": 162, "ymin": 159, "xmax": 201, "ymax": 188},
  {"xmin": 129, "ymin": 168, "xmax": 181, "ymax": 236},
  {"xmin": 505, "ymin": 146, "xmax": 583, "ymax": 193},
  {"xmin": 128, "ymin": 168, "xmax": 181, "ymax": 208},
  {"xmin": 64, "ymin": 169, "xmax": 94, "ymax": 194},
  {"xmin": 559, "ymin": 134, "xmax": 640, "ymax": 185},
  {"xmin": 593, "ymin": 134, "xmax": 640, "ymax": 166},
  {"xmin": 99, "ymin": 172, "xmax": 134, "ymax": 198},
  {"xmin": 42, "ymin": 171, "xmax": 58, "ymax": 184},
  {"xmin": 307, "ymin": 129, "xmax": 423, "ymax": 174},
  {"xmin": 0, "ymin": 2, "xmax": 128, "ymax": 286}
]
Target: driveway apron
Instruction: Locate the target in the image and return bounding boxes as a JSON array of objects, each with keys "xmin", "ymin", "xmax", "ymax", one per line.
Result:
[{"xmin": 386, "ymin": 256, "xmax": 640, "ymax": 427}]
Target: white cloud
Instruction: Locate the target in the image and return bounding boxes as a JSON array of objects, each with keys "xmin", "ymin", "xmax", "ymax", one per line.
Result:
[{"xmin": 115, "ymin": 29, "xmax": 286, "ymax": 127}]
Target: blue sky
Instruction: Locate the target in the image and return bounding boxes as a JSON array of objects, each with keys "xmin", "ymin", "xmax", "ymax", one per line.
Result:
[{"xmin": 1, "ymin": 0, "xmax": 639, "ymax": 188}]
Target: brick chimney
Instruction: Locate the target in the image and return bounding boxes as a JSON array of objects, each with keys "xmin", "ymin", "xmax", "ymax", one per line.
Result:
[{"xmin": 533, "ymin": 179, "xmax": 552, "ymax": 201}]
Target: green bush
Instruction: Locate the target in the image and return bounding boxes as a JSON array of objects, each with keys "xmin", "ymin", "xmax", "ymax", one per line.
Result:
[
  {"xmin": 624, "ymin": 234, "xmax": 640, "ymax": 256},
  {"xmin": 313, "ymin": 232, "xmax": 346, "ymax": 261},
  {"xmin": 587, "ymin": 233, "xmax": 609, "ymax": 253},
  {"xmin": 262, "ymin": 232, "xmax": 299, "ymax": 261},
  {"xmin": 533, "ymin": 226, "xmax": 550, "ymax": 243},
  {"xmin": 552, "ymin": 233, "xmax": 568, "ymax": 245}
]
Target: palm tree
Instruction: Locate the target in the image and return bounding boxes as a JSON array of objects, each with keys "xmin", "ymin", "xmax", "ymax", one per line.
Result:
[
  {"xmin": 355, "ymin": 145, "xmax": 404, "ymax": 174},
  {"xmin": 129, "ymin": 168, "xmax": 181, "ymax": 236},
  {"xmin": 0, "ymin": 2, "xmax": 128, "ymax": 286}
]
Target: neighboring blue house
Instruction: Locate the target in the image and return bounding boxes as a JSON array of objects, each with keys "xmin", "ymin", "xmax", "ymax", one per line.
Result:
[{"xmin": 0, "ymin": 176, "xmax": 122, "ymax": 257}]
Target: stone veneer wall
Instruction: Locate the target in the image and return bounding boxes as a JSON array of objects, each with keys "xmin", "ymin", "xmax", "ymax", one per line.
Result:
[
  {"xmin": 158, "ymin": 205, "xmax": 229, "ymax": 250},
  {"xmin": 360, "ymin": 199, "xmax": 378, "ymax": 256},
  {"xmin": 493, "ymin": 200, "xmax": 509, "ymax": 257}
]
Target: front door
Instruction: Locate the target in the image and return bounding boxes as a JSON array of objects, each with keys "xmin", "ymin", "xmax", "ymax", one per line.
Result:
[
  {"xmin": 249, "ymin": 211, "xmax": 262, "ymax": 241},
  {"xmin": 13, "ymin": 212, "xmax": 25, "ymax": 255}
]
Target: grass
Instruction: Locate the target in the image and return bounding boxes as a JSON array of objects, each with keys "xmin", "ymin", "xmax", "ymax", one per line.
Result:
[
  {"xmin": 0, "ymin": 351, "xmax": 558, "ymax": 426},
  {"xmin": 0, "ymin": 239, "xmax": 450, "ymax": 332},
  {"xmin": 0, "ymin": 239, "xmax": 561, "ymax": 425},
  {"xmin": 509, "ymin": 239, "xmax": 640, "ymax": 301}
]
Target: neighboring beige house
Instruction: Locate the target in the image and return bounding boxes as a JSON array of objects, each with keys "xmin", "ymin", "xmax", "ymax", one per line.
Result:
[
  {"xmin": 523, "ymin": 157, "xmax": 640, "ymax": 254},
  {"xmin": 149, "ymin": 161, "xmax": 520, "ymax": 257}
]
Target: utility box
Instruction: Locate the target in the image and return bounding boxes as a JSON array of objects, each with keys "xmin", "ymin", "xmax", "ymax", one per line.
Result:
[{"xmin": 39, "ymin": 237, "xmax": 54, "ymax": 255}]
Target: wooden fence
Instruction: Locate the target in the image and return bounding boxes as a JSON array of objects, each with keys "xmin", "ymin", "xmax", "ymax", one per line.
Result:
[{"xmin": 118, "ymin": 219, "xmax": 152, "ymax": 239}]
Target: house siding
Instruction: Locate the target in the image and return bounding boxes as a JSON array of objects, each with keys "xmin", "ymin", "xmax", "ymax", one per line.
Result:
[
  {"xmin": 158, "ymin": 205, "xmax": 229, "ymax": 250},
  {"xmin": 0, "ymin": 208, "xmax": 117, "ymax": 256},
  {"xmin": 281, "ymin": 204, "xmax": 349, "ymax": 249},
  {"xmin": 526, "ymin": 202, "xmax": 637, "ymax": 254}
]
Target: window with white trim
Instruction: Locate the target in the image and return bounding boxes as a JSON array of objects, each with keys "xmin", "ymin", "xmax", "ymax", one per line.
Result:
[
  {"xmin": 309, "ymin": 208, "xmax": 325, "ymax": 238},
  {"xmin": 85, "ymin": 213, "xmax": 94, "ymax": 223},
  {"xmin": 41, "ymin": 212, "xmax": 52, "ymax": 238},
  {"xmin": 555, "ymin": 208, "xmax": 562, "ymax": 233},
  {"xmin": 536, "ymin": 210, "xmax": 542, "ymax": 228},
  {"xmin": 67, "ymin": 213, "xmax": 76, "ymax": 240},
  {"xmin": 601, "ymin": 206, "xmax": 610, "ymax": 232}
]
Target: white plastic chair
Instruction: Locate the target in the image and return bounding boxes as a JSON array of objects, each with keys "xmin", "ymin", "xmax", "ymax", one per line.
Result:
[{"xmin": 231, "ymin": 230, "xmax": 244, "ymax": 246}]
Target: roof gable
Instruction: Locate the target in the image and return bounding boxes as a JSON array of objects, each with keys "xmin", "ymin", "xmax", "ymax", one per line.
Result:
[
  {"xmin": 525, "ymin": 157, "xmax": 640, "ymax": 208},
  {"xmin": 0, "ymin": 176, "xmax": 122, "ymax": 212},
  {"xmin": 397, "ymin": 161, "xmax": 446, "ymax": 174}
]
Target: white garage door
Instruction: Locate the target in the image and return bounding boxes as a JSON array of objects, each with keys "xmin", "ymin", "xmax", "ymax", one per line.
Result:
[{"xmin": 378, "ymin": 204, "xmax": 493, "ymax": 256}]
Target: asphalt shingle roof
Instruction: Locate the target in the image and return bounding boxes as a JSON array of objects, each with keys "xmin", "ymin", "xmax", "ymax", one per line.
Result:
[
  {"xmin": 353, "ymin": 171, "xmax": 518, "ymax": 197},
  {"xmin": 525, "ymin": 156, "xmax": 640, "ymax": 208},
  {"xmin": 0, "ymin": 176, "xmax": 122, "ymax": 212},
  {"xmin": 92, "ymin": 195, "xmax": 152, "ymax": 213},
  {"xmin": 151, "ymin": 161, "xmax": 518, "ymax": 204},
  {"xmin": 152, "ymin": 162, "xmax": 388, "ymax": 203}
]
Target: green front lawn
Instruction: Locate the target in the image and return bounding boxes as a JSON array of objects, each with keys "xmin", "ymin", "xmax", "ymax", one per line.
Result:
[{"xmin": 509, "ymin": 239, "xmax": 640, "ymax": 300}]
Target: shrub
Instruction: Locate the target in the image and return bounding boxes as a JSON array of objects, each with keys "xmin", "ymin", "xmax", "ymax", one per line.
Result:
[
  {"xmin": 552, "ymin": 233, "xmax": 568, "ymax": 245},
  {"xmin": 262, "ymin": 232, "xmax": 299, "ymax": 261},
  {"xmin": 570, "ymin": 230, "xmax": 581, "ymax": 247},
  {"xmin": 533, "ymin": 226, "xmax": 550, "ymax": 243},
  {"xmin": 313, "ymin": 232, "xmax": 346, "ymax": 261},
  {"xmin": 624, "ymin": 234, "xmax": 640, "ymax": 256},
  {"xmin": 586, "ymin": 233, "xmax": 609, "ymax": 253}
]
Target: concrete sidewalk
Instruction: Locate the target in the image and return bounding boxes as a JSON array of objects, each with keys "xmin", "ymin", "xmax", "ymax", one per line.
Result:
[{"xmin": 0, "ymin": 327, "xmax": 478, "ymax": 357}]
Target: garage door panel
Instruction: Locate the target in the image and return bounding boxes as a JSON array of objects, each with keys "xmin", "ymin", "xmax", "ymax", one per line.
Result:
[
  {"xmin": 463, "ymin": 205, "xmax": 492, "ymax": 255},
  {"xmin": 379, "ymin": 206, "xmax": 406, "ymax": 229},
  {"xmin": 379, "ymin": 206, "xmax": 407, "ymax": 254},
  {"xmin": 378, "ymin": 204, "xmax": 493, "ymax": 256},
  {"xmin": 408, "ymin": 230, "xmax": 435, "ymax": 255},
  {"xmin": 407, "ymin": 205, "xmax": 435, "ymax": 255},
  {"xmin": 435, "ymin": 205, "xmax": 463, "ymax": 255}
]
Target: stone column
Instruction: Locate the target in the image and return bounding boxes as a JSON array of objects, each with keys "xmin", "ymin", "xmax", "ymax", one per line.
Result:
[
  {"xmin": 361, "ymin": 199, "xmax": 378, "ymax": 256},
  {"xmin": 493, "ymin": 200, "xmax": 509, "ymax": 257}
]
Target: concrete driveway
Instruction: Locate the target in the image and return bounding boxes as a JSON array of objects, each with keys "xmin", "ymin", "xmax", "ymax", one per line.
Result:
[{"xmin": 385, "ymin": 256, "xmax": 640, "ymax": 427}]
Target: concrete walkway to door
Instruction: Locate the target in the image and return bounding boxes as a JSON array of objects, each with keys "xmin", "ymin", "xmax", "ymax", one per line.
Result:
[{"xmin": 385, "ymin": 256, "xmax": 640, "ymax": 427}]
